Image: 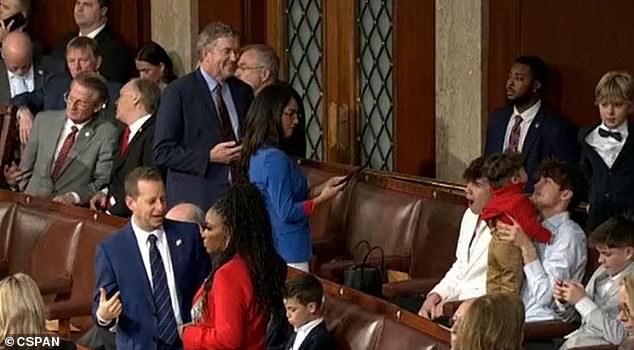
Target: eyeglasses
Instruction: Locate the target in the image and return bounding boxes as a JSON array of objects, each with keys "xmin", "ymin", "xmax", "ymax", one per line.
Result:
[
  {"xmin": 63, "ymin": 92, "xmax": 91, "ymax": 111},
  {"xmin": 237, "ymin": 64, "xmax": 265, "ymax": 71}
]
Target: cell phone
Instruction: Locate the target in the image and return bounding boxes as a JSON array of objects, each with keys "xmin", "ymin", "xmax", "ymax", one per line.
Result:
[
  {"xmin": 336, "ymin": 168, "xmax": 363, "ymax": 186},
  {"xmin": 2, "ymin": 13, "xmax": 26, "ymax": 30}
]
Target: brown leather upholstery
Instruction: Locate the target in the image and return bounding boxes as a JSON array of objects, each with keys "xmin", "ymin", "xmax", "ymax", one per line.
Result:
[
  {"xmin": 0, "ymin": 105, "xmax": 18, "ymax": 182},
  {"xmin": 0, "ymin": 190, "xmax": 126, "ymax": 338},
  {"xmin": 288, "ymin": 267, "xmax": 450, "ymax": 350}
]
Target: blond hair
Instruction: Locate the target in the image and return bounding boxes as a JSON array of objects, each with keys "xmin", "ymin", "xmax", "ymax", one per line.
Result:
[
  {"xmin": 453, "ymin": 294, "xmax": 525, "ymax": 350},
  {"xmin": 622, "ymin": 274, "xmax": 634, "ymax": 318},
  {"xmin": 0, "ymin": 273, "xmax": 46, "ymax": 342},
  {"xmin": 595, "ymin": 71, "xmax": 634, "ymax": 105},
  {"xmin": 196, "ymin": 22, "xmax": 240, "ymax": 59}
]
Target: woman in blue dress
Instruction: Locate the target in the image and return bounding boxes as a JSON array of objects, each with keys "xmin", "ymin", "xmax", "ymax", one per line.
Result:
[{"xmin": 239, "ymin": 83, "xmax": 345, "ymax": 272}]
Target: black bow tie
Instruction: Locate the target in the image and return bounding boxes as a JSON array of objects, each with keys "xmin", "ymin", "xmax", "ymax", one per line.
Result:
[{"xmin": 598, "ymin": 128, "xmax": 623, "ymax": 142}]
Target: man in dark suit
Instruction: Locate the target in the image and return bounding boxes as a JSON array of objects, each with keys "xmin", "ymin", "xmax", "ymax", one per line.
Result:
[
  {"xmin": 90, "ymin": 77, "xmax": 160, "ymax": 217},
  {"xmin": 93, "ymin": 166, "xmax": 210, "ymax": 350},
  {"xmin": 12, "ymin": 36, "xmax": 121, "ymax": 144},
  {"xmin": 235, "ymin": 44, "xmax": 306, "ymax": 158},
  {"xmin": 4, "ymin": 72, "xmax": 118, "ymax": 205},
  {"xmin": 0, "ymin": 32, "xmax": 62, "ymax": 103},
  {"xmin": 484, "ymin": 56, "xmax": 578, "ymax": 191},
  {"xmin": 154, "ymin": 22, "xmax": 253, "ymax": 211},
  {"xmin": 50, "ymin": 0, "xmax": 130, "ymax": 84}
]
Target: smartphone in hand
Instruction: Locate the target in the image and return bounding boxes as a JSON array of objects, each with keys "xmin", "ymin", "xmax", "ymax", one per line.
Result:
[{"xmin": 336, "ymin": 168, "xmax": 363, "ymax": 186}]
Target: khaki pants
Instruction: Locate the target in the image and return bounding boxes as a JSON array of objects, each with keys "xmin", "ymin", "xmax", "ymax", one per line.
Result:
[{"xmin": 486, "ymin": 230, "xmax": 524, "ymax": 295}]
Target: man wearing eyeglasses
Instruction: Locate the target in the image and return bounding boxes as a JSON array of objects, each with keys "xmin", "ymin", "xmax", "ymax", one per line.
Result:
[
  {"xmin": 11, "ymin": 35, "xmax": 121, "ymax": 145},
  {"xmin": 235, "ymin": 44, "xmax": 307, "ymax": 158},
  {"xmin": 4, "ymin": 71, "xmax": 118, "ymax": 205}
]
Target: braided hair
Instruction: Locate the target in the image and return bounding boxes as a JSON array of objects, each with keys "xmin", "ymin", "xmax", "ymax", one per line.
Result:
[{"xmin": 201, "ymin": 183, "xmax": 287, "ymax": 313}]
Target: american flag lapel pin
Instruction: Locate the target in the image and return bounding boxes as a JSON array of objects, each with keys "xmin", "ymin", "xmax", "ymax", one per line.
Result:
[{"xmin": 176, "ymin": 239, "xmax": 182, "ymax": 247}]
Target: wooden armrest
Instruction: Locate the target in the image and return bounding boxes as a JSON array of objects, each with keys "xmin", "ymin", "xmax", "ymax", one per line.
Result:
[
  {"xmin": 38, "ymin": 276, "xmax": 72, "ymax": 296},
  {"xmin": 523, "ymin": 319, "xmax": 578, "ymax": 341},
  {"xmin": 382, "ymin": 277, "xmax": 442, "ymax": 299},
  {"xmin": 45, "ymin": 299, "xmax": 92, "ymax": 321}
]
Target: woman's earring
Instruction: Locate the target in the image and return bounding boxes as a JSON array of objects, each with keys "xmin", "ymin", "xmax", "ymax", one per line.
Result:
[{"xmin": 223, "ymin": 237, "xmax": 230, "ymax": 250}]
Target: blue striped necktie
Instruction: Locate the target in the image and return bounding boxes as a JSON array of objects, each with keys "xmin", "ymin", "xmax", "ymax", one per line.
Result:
[{"xmin": 148, "ymin": 234, "xmax": 178, "ymax": 344}]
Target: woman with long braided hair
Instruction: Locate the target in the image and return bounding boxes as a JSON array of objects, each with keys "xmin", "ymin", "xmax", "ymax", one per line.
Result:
[{"xmin": 181, "ymin": 183, "xmax": 286, "ymax": 350}]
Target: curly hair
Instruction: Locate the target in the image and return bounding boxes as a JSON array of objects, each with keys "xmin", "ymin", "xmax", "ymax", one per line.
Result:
[{"xmin": 200, "ymin": 183, "xmax": 286, "ymax": 313}]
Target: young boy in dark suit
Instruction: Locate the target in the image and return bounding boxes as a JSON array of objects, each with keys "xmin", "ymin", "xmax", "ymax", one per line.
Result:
[
  {"xmin": 580, "ymin": 71, "xmax": 634, "ymax": 229},
  {"xmin": 283, "ymin": 274, "xmax": 337, "ymax": 350}
]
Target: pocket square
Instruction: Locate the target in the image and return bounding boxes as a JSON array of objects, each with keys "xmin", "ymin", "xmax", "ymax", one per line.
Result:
[{"xmin": 176, "ymin": 239, "xmax": 182, "ymax": 247}]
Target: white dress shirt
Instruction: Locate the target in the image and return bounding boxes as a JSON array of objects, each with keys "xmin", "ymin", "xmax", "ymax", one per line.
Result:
[
  {"xmin": 522, "ymin": 212, "xmax": 587, "ymax": 321},
  {"xmin": 430, "ymin": 208, "xmax": 492, "ymax": 301},
  {"xmin": 502, "ymin": 99, "xmax": 542, "ymax": 152},
  {"xmin": 80, "ymin": 23, "xmax": 106, "ymax": 38},
  {"xmin": 126, "ymin": 114, "xmax": 152, "ymax": 146},
  {"xmin": 8, "ymin": 67, "xmax": 35, "ymax": 97},
  {"xmin": 291, "ymin": 317, "xmax": 324, "ymax": 350},
  {"xmin": 585, "ymin": 121, "xmax": 628, "ymax": 169},
  {"xmin": 131, "ymin": 217, "xmax": 183, "ymax": 325}
]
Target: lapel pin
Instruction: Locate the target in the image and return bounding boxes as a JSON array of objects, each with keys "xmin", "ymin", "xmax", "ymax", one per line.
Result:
[
  {"xmin": 37, "ymin": 69, "xmax": 44, "ymax": 75},
  {"xmin": 534, "ymin": 122, "xmax": 540, "ymax": 129},
  {"xmin": 85, "ymin": 130, "xmax": 91, "ymax": 138},
  {"xmin": 176, "ymin": 239, "xmax": 182, "ymax": 247}
]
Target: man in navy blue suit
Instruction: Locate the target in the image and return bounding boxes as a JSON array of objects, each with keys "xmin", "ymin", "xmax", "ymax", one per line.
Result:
[
  {"xmin": 93, "ymin": 166, "xmax": 210, "ymax": 350},
  {"xmin": 153, "ymin": 22, "xmax": 253, "ymax": 211},
  {"xmin": 484, "ymin": 56, "xmax": 578, "ymax": 191}
]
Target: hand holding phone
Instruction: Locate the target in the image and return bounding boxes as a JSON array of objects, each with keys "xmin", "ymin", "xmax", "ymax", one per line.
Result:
[{"xmin": 335, "ymin": 168, "xmax": 363, "ymax": 186}]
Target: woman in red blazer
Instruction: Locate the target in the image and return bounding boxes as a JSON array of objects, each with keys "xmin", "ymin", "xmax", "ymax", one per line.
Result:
[{"xmin": 181, "ymin": 183, "xmax": 287, "ymax": 350}]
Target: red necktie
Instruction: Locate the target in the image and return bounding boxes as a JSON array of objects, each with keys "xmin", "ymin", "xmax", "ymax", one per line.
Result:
[
  {"xmin": 507, "ymin": 115, "xmax": 523, "ymax": 152},
  {"xmin": 119, "ymin": 126, "xmax": 131, "ymax": 158},
  {"xmin": 213, "ymin": 84, "xmax": 237, "ymax": 142},
  {"xmin": 51, "ymin": 126, "xmax": 79, "ymax": 182}
]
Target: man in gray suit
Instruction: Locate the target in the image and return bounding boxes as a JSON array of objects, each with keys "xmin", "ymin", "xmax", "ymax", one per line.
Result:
[
  {"xmin": 0, "ymin": 32, "xmax": 60, "ymax": 104},
  {"xmin": 4, "ymin": 71, "xmax": 118, "ymax": 205},
  {"xmin": 555, "ymin": 215, "xmax": 634, "ymax": 349}
]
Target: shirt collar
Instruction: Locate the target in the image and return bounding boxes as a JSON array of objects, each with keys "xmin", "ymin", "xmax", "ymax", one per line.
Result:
[
  {"xmin": 611, "ymin": 262, "xmax": 634, "ymax": 281},
  {"xmin": 542, "ymin": 211, "xmax": 569, "ymax": 232},
  {"xmin": 64, "ymin": 117, "xmax": 91, "ymax": 131},
  {"xmin": 294, "ymin": 317, "xmax": 324, "ymax": 334},
  {"xmin": 7, "ymin": 66, "xmax": 34, "ymax": 81},
  {"xmin": 80, "ymin": 23, "xmax": 106, "ymax": 39},
  {"xmin": 128, "ymin": 114, "xmax": 152, "ymax": 137},
  {"xmin": 600, "ymin": 120, "xmax": 629, "ymax": 134},
  {"xmin": 130, "ymin": 216, "xmax": 165, "ymax": 243},
  {"xmin": 199, "ymin": 67, "xmax": 220, "ymax": 94},
  {"xmin": 513, "ymin": 99, "xmax": 542, "ymax": 123}
]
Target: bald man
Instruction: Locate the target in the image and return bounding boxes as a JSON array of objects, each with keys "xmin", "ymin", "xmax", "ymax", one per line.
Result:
[
  {"xmin": 0, "ymin": 32, "xmax": 61, "ymax": 104},
  {"xmin": 165, "ymin": 202, "xmax": 205, "ymax": 224}
]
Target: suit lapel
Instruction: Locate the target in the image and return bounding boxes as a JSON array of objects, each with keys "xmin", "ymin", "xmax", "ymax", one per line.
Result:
[
  {"xmin": 0, "ymin": 65, "xmax": 9, "ymax": 104},
  {"xmin": 194, "ymin": 70, "xmax": 222, "ymax": 132},
  {"xmin": 122, "ymin": 223, "xmax": 155, "ymax": 309},
  {"xmin": 34, "ymin": 68, "xmax": 45, "ymax": 90},
  {"xmin": 610, "ymin": 122, "xmax": 634, "ymax": 169},
  {"xmin": 45, "ymin": 113, "xmax": 68, "ymax": 173},
  {"xmin": 56, "ymin": 118, "xmax": 98, "ymax": 177},
  {"xmin": 115, "ymin": 117, "xmax": 154, "ymax": 171},
  {"xmin": 165, "ymin": 221, "xmax": 185, "ymax": 307},
  {"xmin": 520, "ymin": 106, "xmax": 544, "ymax": 157}
]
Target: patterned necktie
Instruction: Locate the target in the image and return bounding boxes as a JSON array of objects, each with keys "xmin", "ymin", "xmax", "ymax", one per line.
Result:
[
  {"xmin": 119, "ymin": 126, "xmax": 131, "ymax": 158},
  {"xmin": 148, "ymin": 234, "xmax": 178, "ymax": 345},
  {"xmin": 598, "ymin": 128, "xmax": 623, "ymax": 142},
  {"xmin": 507, "ymin": 115, "xmax": 523, "ymax": 152},
  {"xmin": 213, "ymin": 84, "xmax": 237, "ymax": 142},
  {"xmin": 51, "ymin": 126, "xmax": 78, "ymax": 182}
]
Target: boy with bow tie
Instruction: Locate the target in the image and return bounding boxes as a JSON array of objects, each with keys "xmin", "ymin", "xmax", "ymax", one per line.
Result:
[{"xmin": 580, "ymin": 71, "xmax": 634, "ymax": 229}]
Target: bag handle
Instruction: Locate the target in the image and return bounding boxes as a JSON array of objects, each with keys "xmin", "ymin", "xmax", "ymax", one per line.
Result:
[
  {"xmin": 361, "ymin": 246, "xmax": 385, "ymax": 268},
  {"xmin": 352, "ymin": 240, "xmax": 371, "ymax": 262}
]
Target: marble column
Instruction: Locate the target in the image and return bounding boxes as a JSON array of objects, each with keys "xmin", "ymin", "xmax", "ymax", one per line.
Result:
[
  {"xmin": 150, "ymin": 0, "xmax": 198, "ymax": 75},
  {"xmin": 435, "ymin": 0, "xmax": 488, "ymax": 182}
]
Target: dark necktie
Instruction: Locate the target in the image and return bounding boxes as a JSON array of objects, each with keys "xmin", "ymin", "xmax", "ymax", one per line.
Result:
[
  {"xmin": 598, "ymin": 128, "xmax": 623, "ymax": 142},
  {"xmin": 148, "ymin": 234, "xmax": 178, "ymax": 345},
  {"xmin": 286, "ymin": 331, "xmax": 297, "ymax": 350},
  {"xmin": 51, "ymin": 126, "xmax": 78, "ymax": 182},
  {"xmin": 506, "ymin": 115, "xmax": 523, "ymax": 152},
  {"xmin": 119, "ymin": 126, "xmax": 131, "ymax": 158},
  {"xmin": 213, "ymin": 84, "xmax": 237, "ymax": 142}
]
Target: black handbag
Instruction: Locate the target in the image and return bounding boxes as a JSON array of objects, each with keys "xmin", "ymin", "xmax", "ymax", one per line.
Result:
[{"xmin": 343, "ymin": 240, "xmax": 385, "ymax": 297}]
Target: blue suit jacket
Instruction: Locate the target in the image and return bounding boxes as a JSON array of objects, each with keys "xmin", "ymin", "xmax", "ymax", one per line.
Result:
[
  {"xmin": 93, "ymin": 219, "xmax": 210, "ymax": 350},
  {"xmin": 153, "ymin": 70, "xmax": 253, "ymax": 211},
  {"xmin": 579, "ymin": 122, "xmax": 634, "ymax": 228},
  {"xmin": 484, "ymin": 104, "xmax": 578, "ymax": 191},
  {"xmin": 249, "ymin": 146, "xmax": 311, "ymax": 263},
  {"xmin": 11, "ymin": 72, "xmax": 121, "ymax": 115}
]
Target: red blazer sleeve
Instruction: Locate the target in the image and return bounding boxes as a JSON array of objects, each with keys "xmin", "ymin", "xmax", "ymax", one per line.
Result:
[
  {"xmin": 508, "ymin": 196, "xmax": 552, "ymax": 243},
  {"xmin": 182, "ymin": 265, "xmax": 248, "ymax": 349}
]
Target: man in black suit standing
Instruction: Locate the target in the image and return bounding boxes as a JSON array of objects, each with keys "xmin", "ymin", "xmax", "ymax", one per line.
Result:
[
  {"xmin": 484, "ymin": 56, "xmax": 578, "ymax": 191},
  {"xmin": 90, "ymin": 77, "xmax": 160, "ymax": 217},
  {"xmin": 50, "ymin": 0, "xmax": 130, "ymax": 84},
  {"xmin": 154, "ymin": 22, "xmax": 253, "ymax": 211}
]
